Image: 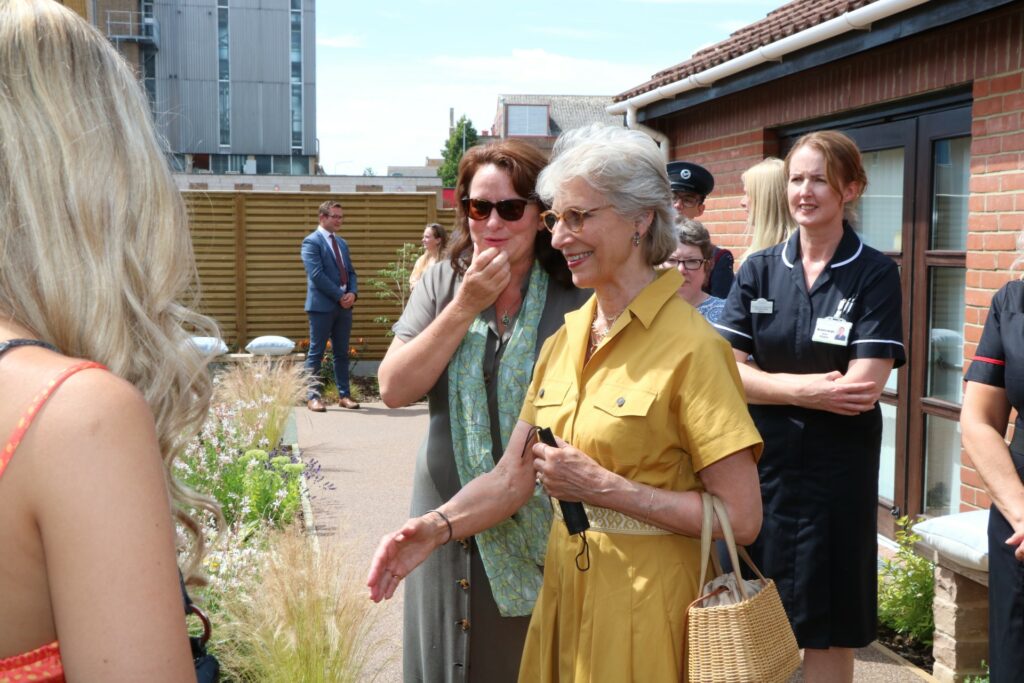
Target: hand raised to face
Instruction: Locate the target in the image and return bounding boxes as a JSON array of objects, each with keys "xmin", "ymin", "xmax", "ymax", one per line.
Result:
[{"xmin": 454, "ymin": 243, "xmax": 512, "ymax": 316}]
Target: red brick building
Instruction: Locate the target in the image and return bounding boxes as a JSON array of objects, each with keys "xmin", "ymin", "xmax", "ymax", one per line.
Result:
[{"xmin": 612, "ymin": 0, "xmax": 1023, "ymax": 535}]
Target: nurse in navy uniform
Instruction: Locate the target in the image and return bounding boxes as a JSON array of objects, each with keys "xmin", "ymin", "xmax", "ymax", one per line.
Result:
[
  {"xmin": 714, "ymin": 130, "xmax": 904, "ymax": 683},
  {"xmin": 961, "ymin": 273, "xmax": 1024, "ymax": 683}
]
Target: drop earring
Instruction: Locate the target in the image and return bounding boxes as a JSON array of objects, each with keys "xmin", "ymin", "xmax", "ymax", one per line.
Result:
[{"xmin": 632, "ymin": 231, "xmax": 641, "ymax": 247}]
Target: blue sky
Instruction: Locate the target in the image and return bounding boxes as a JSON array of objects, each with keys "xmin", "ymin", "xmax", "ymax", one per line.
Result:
[{"xmin": 316, "ymin": 0, "xmax": 782, "ymax": 176}]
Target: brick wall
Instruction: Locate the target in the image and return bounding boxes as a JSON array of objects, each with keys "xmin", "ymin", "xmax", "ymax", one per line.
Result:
[
  {"xmin": 648, "ymin": 3, "xmax": 1024, "ymax": 513},
  {"xmin": 962, "ymin": 66, "xmax": 1024, "ymax": 510}
]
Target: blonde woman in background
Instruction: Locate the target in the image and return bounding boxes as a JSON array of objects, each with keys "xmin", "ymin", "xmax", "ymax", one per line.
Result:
[
  {"xmin": 0, "ymin": 1, "xmax": 219, "ymax": 680},
  {"xmin": 409, "ymin": 222, "xmax": 448, "ymax": 290},
  {"xmin": 740, "ymin": 157, "xmax": 797, "ymax": 257}
]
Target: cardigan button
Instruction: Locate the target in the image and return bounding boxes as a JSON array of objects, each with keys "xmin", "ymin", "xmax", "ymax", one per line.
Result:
[
  {"xmin": 457, "ymin": 578, "xmax": 470, "ymax": 590},
  {"xmin": 457, "ymin": 618, "xmax": 471, "ymax": 631}
]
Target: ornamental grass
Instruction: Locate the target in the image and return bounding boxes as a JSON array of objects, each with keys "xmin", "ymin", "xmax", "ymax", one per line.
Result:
[{"xmin": 206, "ymin": 527, "xmax": 381, "ymax": 682}]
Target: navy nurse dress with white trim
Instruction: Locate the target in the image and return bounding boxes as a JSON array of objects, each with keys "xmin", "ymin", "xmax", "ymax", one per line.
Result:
[
  {"xmin": 715, "ymin": 223, "xmax": 905, "ymax": 648},
  {"xmin": 963, "ymin": 280, "xmax": 1024, "ymax": 683}
]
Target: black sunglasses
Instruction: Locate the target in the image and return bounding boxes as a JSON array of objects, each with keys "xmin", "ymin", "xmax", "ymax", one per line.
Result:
[{"xmin": 461, "ymin": 197, "xmax": 531, "ymax": 222}]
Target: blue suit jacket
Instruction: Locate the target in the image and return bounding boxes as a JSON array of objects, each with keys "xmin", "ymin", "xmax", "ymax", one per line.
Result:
[{"xmin": 301, "ymin": 229, "xmax": 358, "ymax": 313}]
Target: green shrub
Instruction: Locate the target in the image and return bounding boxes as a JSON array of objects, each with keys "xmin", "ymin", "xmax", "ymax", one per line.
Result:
[
  {"xmin": 177, "ymin": 428, "xmax": 303, "ymax": 528},
  {"xmin": 878, "ymin": 516, "xmax": 935, "ymax": 646},
  {"xmin": 965, "ymin": 661, "xmax": 989, "ymax": 683}
]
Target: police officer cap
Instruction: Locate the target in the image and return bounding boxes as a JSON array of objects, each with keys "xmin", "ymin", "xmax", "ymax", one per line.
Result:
[{"xmin": 666, "ymin": 161, "xmax": 714, "ymax": 197}]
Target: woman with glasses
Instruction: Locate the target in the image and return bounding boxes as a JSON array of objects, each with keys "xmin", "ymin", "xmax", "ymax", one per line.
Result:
[
  {"xmin": 409, "ymin": 222, "xmax": 448, "ymax": 290},
  {"xmin": 376, "ymin": 138, "xmax": 587, "ymax": 682},
  {"xmin": 370, "ymin": 125, "xmax": 763, "ymax": 682},
  {"xmin": 715, "ymin": 131, "xmax": 904, "ymax": 683},
  {"xmin": 664, "ymin": 218, "xmax": 726, "ymax": 323}
]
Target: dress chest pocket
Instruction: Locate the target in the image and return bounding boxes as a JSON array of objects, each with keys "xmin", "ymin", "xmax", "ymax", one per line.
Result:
[
  {"xmin": 531, "ymin": 379, "xmax": 573, "ymax": 427},
  {"xmin": 585, "ymin": 384, "xmax": 658, "ymax": 466}
]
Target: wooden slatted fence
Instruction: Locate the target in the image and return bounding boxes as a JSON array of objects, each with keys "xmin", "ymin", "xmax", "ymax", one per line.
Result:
[{"xmin": 186, "ymin": 191, "xmax": 456, "ymax": 360}]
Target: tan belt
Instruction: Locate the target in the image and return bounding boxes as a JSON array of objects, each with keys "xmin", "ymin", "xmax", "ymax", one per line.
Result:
[{"xmin": 551, "ymin": 499, "xmax": 672, "ymax": 535}]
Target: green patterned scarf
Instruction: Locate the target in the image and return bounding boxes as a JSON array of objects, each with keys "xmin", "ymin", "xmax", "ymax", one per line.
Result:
[{"xmin": 448, "ymin": 261, "xmax": 552, "ymax": 617}]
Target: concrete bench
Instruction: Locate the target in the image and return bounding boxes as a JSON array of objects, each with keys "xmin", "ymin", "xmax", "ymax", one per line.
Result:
[{"xmin": 913, "ymin": 511, "xmax": 989, "ymax": 683}]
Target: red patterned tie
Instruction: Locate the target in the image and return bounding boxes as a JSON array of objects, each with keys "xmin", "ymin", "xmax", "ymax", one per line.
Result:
[{"xmin": 330, "ymin": 235, "xmax": 349, "ymax": 286}]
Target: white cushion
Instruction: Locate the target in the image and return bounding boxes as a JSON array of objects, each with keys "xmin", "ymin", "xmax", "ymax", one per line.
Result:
[
  {"xmin": 244, "ymin": 335, "xmax": 295, "ymax": 356},
  {"xmin": 190, "ymin": 336, "xmax": 228, "ymax": 356},
  {"xmin": 913, "ymin": 509, "xmax": 989, "ymax": 572}
]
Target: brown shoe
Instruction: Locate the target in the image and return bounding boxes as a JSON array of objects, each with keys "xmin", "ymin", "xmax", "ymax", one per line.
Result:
[
  {"xmin": 338, "ymin": 396, "xmax": 361, "ymax": 409},
  {"xmin": 307, "ymin": 397, "xmax": 327, "ymax": 412}
]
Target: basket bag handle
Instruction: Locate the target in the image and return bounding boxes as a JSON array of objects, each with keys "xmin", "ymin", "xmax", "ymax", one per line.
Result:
[{"xmin": 696, "ymin": 492, "xmax": 770, "ymax": 601}]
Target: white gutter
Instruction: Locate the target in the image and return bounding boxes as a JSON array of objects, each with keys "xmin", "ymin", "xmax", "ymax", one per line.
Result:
[
  {"xmin": 610, "ymin": 0, "xmax": 930, "ymax": 125},
  {"xmin": 626, "ymin": 106, "xmax": 670, "ymax": 160}
]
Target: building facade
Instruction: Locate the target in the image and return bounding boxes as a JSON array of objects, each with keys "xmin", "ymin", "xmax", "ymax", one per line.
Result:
[
  {"xmin": 66, "ymin": 0, "xmax": 317, "ymax": 175},
  {"xmin": 613, "ymin": 0, "xmax": 1022, "ymax": 535}
]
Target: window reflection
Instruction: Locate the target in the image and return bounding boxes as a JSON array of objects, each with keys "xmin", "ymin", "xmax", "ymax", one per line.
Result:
[
  {"xmin": 879, "ymin": 402, "xmax": 897, "ymax": 502},
  {"xmin": 927, "ymin": 268, "xmax": 965, "ymax": 403},
  {"xmin": 857, "ymin": 148, "xmax": 904, "ymax": 252},
  {"xmin": 931, "ymin": 137, "xmax": 970, "ymax": 251},
  {"xmin": 923, "ymin": 415, "xmax": 961, "ymax": 516}
]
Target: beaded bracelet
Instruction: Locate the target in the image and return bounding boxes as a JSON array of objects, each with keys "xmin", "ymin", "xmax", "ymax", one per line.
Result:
[{"xmin": 427, "ymin": 509, "xmax": 453, "ymax": 545}]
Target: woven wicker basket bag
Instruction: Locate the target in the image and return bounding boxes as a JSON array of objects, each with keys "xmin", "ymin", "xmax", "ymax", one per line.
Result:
[{"xmin": 684, "ymin": 493, "xmax": 801, "ymax": 683}]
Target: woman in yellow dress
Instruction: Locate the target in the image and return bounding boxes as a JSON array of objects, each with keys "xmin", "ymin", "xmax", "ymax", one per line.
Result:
[{"xmin": 368, "ymin": 124, "xmax": 763, "ymax": 682}]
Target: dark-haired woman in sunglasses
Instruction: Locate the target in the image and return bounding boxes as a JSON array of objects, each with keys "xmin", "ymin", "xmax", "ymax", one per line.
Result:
[{"xmin": 376, "ymin": 138, "xmax": 588, "ymax": 682}]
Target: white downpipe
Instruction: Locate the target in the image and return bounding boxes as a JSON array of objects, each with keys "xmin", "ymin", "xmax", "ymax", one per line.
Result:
[
  {"xmin": 626, "ymin": 106, "xmax": 670, "ymax": 160},
  {"xmin": 610, "ymin": 0, "xmax": 930, "ymax": 118}
]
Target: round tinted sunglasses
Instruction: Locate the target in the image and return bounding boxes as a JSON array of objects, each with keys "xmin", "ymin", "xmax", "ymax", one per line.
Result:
[
  {"xmin": 539, "ymin": 205, "xmax": 611, "ymax": 233},
  {"xmin": 462, "ymin": 197, "xmax": 531, "ymax": 222}
]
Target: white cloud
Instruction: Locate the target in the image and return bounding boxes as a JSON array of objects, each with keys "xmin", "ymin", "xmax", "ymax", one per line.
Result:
[
  {"xmin": 317, "ymin": 49, "xmax": 654, "ymax": 176},
  {"xmin": 529, "ymin": 26, "xmax": 607, "ymax": 40},
  {"xmin": 317, "ymin": 35, "xmax": 363, "ymax": 49}
]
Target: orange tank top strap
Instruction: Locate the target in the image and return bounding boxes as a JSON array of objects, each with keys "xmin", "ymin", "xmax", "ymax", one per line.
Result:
[
  {"xmin": 0, "ymin": 359, "xmax": 106, "ymax": 481},
  {"xmin": 0, "ymin": 640, "xmax": 65, "ymax": 682},
  {"xmin": 0, "ymin": 344, "xmax": 95, "ymax": 683}
]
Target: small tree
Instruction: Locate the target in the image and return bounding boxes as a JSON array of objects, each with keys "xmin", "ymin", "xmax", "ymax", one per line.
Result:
[
  {"xmin": 368, "ymin": 242, "xmax": 420, "ymax": 334},
  {"xmin": 439, "ymin": 115, "xmax": 478, "ymax": 187},
  {"xmin": 362, "ymin": 166, "xmax": 376, "ymax": 176}
]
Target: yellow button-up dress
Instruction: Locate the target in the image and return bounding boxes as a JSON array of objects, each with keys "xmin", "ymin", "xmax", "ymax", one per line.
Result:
[{"xmin": 517, "ymin": 269, "xmax": 762, "ymax": 683}]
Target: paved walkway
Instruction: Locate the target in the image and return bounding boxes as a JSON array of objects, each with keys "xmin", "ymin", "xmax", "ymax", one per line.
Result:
[{"xmin": 296, "ymin": 401, "xmax": 936, "ymax": 683}]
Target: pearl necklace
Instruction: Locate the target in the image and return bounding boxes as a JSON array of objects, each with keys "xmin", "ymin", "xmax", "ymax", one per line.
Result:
[{"xmin": 589, "ymin": 308, "xmax": 623, "ymax": 351}]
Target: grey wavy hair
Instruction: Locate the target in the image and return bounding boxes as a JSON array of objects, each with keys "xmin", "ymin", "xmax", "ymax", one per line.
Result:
[
  {"xmin": 676, "ymin": 218, "xmax": 715, "ymax": 262},
  {"xmin": 536, "ymin": 124, "xmax": 676, "ymax": 266},
  {"xmin": 0, "ymin": 0, "xmax": 220, "ymax": 579}
]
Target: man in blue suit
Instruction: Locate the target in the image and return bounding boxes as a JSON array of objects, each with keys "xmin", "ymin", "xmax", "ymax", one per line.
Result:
[{"xmin": 301, "ymin": 200, "xmax": 360, "ymax": 411}]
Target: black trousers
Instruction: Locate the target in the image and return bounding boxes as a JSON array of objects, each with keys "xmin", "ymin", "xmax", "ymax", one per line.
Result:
[{"xmin": 988, "ymin": 449, "xmax": 1024, "ymax": 682}]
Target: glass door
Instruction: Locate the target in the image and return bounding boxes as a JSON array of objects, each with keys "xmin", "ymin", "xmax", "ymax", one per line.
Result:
[
  {"xmin": 911, "ymin": 111, "xmax": 971, "ymax": 518},
  {"xmin": 843, "ymin": 120, "xmax": 915, "ymax": 537}
]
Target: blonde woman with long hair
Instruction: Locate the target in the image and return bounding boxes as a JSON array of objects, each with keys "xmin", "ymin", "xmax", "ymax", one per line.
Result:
[
  {"xmin": 740, "ymin": 157, "xmax": 797, "ymax": 256},
  {"xmin": 0, "ymin": 1, "xmax": 218, "ymax": 680}
]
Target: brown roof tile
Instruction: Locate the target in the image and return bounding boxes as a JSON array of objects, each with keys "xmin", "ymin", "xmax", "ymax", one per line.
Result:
[{"xmin": 614, "ymin": 0, "xmax": 876, "ymax": 102}]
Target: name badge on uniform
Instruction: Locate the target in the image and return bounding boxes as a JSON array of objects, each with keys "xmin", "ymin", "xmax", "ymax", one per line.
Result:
[
  {"xmin": 750, "ymin": 298, "xmax": 774, "ymax": 314},
  {"xmin": 812, "ymin": 317, "xmax": 852, "ymax": 346}
]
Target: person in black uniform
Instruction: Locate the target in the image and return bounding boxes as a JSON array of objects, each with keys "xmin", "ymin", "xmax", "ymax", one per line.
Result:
[
  {"xmin": 961, "ymin": 278, "xmax": 1024, "ymax": 683},
  {"xmin": 666, "ymin": 160, "xmax": 734, "ymax": 298},
  {"xmin": 714, "ymin": 130, "xmax": 904, "ymax": 683}
]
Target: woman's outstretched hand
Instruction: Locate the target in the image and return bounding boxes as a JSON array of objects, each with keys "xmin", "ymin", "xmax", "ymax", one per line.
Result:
[{"xmin": 367, "ymin": 514, "xmax": 444, "ymax": 602}]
